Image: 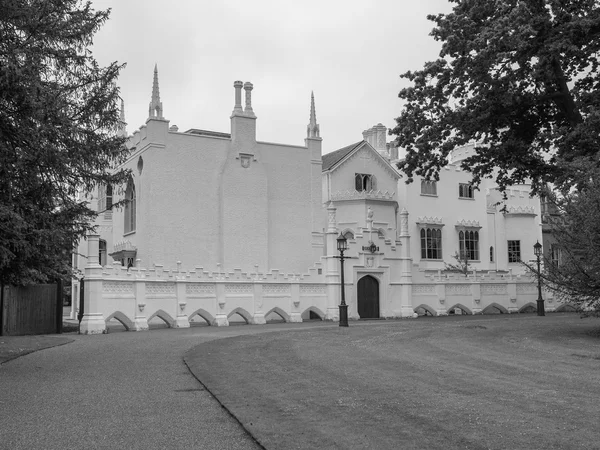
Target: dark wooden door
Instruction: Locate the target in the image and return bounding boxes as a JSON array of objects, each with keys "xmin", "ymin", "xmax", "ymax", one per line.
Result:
[{"xmin": 357, "ymin": 275, "xmax": 379, "ymax": 319}]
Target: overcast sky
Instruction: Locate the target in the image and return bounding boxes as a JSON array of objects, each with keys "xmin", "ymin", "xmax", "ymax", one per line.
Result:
[{"xmin": 90, "ymin": 0, "xmax": 452, "ymax": 153}]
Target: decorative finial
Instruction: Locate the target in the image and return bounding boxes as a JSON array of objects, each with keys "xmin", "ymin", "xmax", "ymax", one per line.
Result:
[
  {"xmin": 148, "ymin": 64, "xmax": 164, "ymax": 119},
  {"xmin": 307, "ymin": 91, "xmax": 320, "ymax": 138}
]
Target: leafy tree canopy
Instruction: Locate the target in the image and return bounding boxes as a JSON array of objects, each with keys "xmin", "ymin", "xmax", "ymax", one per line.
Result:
[
  {"xmin": 537, "ymin": 175, "xmax": 600, "ymax": 315},
  {"xmin": 392, "ymin": 0, "xmax": 600, "ymax": 195},
  {"xmin": 0, "ymin": 0, "xmax": 129, "ymax": 285}
]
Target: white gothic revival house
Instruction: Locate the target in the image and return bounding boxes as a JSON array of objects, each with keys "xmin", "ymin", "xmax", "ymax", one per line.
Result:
[{"xmin": 73, "ymin": 67, "xmax": 548, "ymax": 333}]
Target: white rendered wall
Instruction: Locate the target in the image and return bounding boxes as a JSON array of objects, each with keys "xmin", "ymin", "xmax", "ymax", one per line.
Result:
[
  {"xmin": 106, "ymin": 113, "xmax": 321, "ymax": 275},
  {"xmin": 397, "ymin": 164, "xmax": 542, "ymax": 273},
  {"xmin": 325, "ymin": 144, "xmax": 400, "ymax": 238}
]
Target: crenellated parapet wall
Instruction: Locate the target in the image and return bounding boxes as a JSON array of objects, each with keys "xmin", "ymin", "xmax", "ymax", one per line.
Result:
[
  {"xmin": 79, "ymin": 234, "xmax": 332, "ymax": 334},
  {"xmin": 411, "ymin": 270, "xmax": 554, "ymax": 316}
]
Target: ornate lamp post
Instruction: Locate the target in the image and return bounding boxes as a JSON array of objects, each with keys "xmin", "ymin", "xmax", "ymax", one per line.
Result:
[
  {"xmin": 335, "ymin": 233, "xmax": 349, "ymax": 327},
  {"xmin": 533, "ymin": 241, "xmax": 545, "ymax": 316}
]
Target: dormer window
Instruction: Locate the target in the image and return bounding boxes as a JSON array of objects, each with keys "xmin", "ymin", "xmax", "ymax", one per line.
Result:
[{"xmin": 355, "ymin": 173, "xmax": 376, "ymax": 192}]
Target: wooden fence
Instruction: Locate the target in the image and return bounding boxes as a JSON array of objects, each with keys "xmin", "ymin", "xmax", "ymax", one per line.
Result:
[{"xmin": 0, "ymin": 283, "xmax": 63, "ymax": 336}]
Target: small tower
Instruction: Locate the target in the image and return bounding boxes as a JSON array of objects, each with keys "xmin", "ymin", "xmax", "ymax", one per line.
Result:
[
  {"xmin": 305, "ymin": 92, "xmax": 324, "ymax": 237},
  {"xmin": 307, "ymin": 91, "xmax": 320, "ymax": 139},
  {"xmin": 118, "ymin": 99, "xmax": 127, "ymax": 137},
  {"xmin": 148, "ymin": 64, "xmax": 164, "ymax": 119}
]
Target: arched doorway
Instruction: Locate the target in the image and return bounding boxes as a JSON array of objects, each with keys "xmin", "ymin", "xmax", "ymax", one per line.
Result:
[{"xmin": 357, "ymin": 275, "xmax": 380, "ymax": 319}]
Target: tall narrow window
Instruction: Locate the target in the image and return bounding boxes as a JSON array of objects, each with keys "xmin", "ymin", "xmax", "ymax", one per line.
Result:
[
  {"xmin": 508, "ymin": 240, "xmax": 521, "ymax": 263},
  {"xmin": 420, "ymin": 227, "xmax": 443, "ymax": 259},
  {"xmin": 490, "ymin": 246, "xmax": 494, "ymax": 262},
  {"xmin": 355, "ymin": 173, "xmax": 376, "ymax": 192},
  {"xmin": 459, "ymin": 230, "xmax": 479, "ymax": 260},
  {"xmin": 551, "ymin": 244, "xmax": 562, "ymax": 267},
  {"xmin": 99, "ymin": 239, "xmax": 107, "ymax": 267},
  {"xmin": 124, "ymin": 178, "xmax": 136, "ymax": 234},
  {"xmin": 106, "ymin": 185, "xmax": 113, "ymax": 210}
]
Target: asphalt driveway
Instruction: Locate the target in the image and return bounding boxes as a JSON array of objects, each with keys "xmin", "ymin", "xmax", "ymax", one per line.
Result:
[{"xmin": 0, "ymin": 322, "xmax": 332, "ymax": 450}]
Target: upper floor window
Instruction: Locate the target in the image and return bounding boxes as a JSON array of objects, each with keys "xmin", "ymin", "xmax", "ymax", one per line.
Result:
[
  {"xmin": 99, "ymin": 239, "xmax": 107, "ymax": 267},
  {"xmin": 106, "ymin": 184, "xmax": 113, "ymax": 210},
  {"xmin": 420, "ymin": 227, "xmax": 443, "ymax": 260},
  {"xmin": 420, "ymin": 180, "xmax": 437, "ymax": 196},
  {"xmin": 124, "ymin": 178, "xmax": 136, "ymax": 234},
  {"xmin": 459, "ymin": 183, "xmax": 474, "ymax": 199},
  {"xmin": 508, "ymin": 240, "xmax": 521, "ymax": 263},
  {"xmin": 343, "ymin": 230, "xmax": 354, "ymax": 240},
  {"xmin": 459, "ymin": 230, "xmax": 479, "ymax": 260},
  {"xmin": 551, "ymin": 244, "xmax": 562, "ymax": 267},
  {"xmin": 97, "ymin": 184, "xmax": 113, "ymax": 219},
  {"xmin": 355, "ymin": 173, "xmax": 376, "ymax": 192}
]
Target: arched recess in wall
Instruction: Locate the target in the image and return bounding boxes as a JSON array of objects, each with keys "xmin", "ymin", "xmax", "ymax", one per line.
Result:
[
  {"xmin": 519, "ymin": 303, "xmax": 537, "ymax": 313},
  {"xmin": 446, "ymin": 303, "xmax": 472, "ymax": 315},
  {"xmin": 147, "ymin": 309, "xmax": 175, "ymax": 327},
  {"xmin": 414, "ymin": 304, "xmax": 437, "ymax": 316},
  {"xmin": 227, "ymin": 307, "xmax": 252, "ymax": 324},
  {"xmin": 105, "ymin": 311, "xmax": 134, "ymax": 331},
  {"xmin": 342, "ymin": 229, "xmax": 354, "ymax": 240},
  {"xmin": 264, "ymin": 307, "xmax": 290, "ymax": 323},
  {"xmin": 301, "ymin": 306, "xmax": 325, "ymax": 321},
  {"xmin": 555, "ymin": 303, "xmax": 578, "ymax": 312},
  {"xmin": 482, "ymin": 303, "xmax": 509, "ymax": 314},
  {"xmin": 188, "ymin": 308, "xmax": 215, "ymax": 326}
]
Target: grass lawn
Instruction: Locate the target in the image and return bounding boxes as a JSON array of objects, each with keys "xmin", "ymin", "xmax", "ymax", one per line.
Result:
[{"xmin": 185, "ymin": 313, "xmax": 600, "ymax": 450}]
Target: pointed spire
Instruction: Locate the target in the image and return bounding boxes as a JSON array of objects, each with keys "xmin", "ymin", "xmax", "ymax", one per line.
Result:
[
  {"xmin": 118, "ymin": 99, "xmax": 127, "ymax": 137},
  {"xmin": 148, "ymin": 64, "xmax": 164, "ymax": 119},
  {"xmin": 307, "ymin": 91, "xmax": 320, "ymax": 139}
]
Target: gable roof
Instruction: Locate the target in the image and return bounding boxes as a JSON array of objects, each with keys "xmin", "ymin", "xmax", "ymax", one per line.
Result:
[
  {"xmin": 322, "ymin": 141, "xmax": 363, "ymax": 171},
  {"xmin": 322, "ymin": 140, "xmax": 400, "ymax": 180}
]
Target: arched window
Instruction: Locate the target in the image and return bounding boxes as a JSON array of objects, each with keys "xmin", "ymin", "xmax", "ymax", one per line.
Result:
[
  {"xmin": 377, "ymin": 229, "xmax": 385, "ymax": 239},
  {"xmin": 354, "ymin": 173, "xmax": 376, "ymax": 192},
  {"xmin": 459, "ymin": 183, "xmax": 474, "ymax": 199},
  {"xmin": 420, "ymin": 180, "xmax": 437, "ymax": 196},
  {"xmin": 343, "ymin": 230, "xmax": 354, "ymax": 240},
  {"xmin": 124, "ymin": 178, "xmax": 136, "ymax": 234},
  {"xmin": 420, "ymin": 227, "xmax": 442, "ymax": 259}
]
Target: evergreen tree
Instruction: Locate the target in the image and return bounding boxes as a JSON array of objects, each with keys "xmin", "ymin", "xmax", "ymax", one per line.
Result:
[{"xmin": 0, "ymin": 0, "xmax": 129, "ymax": 285}]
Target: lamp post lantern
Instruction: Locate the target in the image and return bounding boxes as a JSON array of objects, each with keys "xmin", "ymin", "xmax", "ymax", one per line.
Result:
[
  {"xmin": 533, "ymin": 241, "xmax": 545, "ymax": 316},
  {"xmin": 335, "ymin": 233, "xmax": 349, "ymax": 327}
]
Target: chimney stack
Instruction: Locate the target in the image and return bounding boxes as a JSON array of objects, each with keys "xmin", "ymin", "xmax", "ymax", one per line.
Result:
[{"xmin": 243, "ymin": 82, "xmax": 255, "ymax": 117}]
